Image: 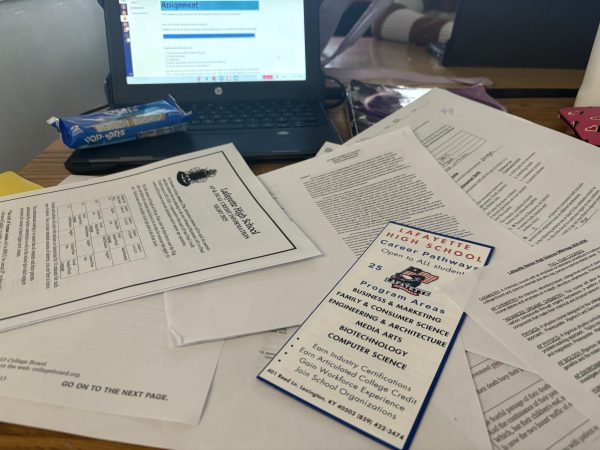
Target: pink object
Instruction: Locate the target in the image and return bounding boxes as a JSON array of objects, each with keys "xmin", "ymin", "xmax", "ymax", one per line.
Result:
[{"xmin": 559, "ymin": 106, "xmax": 600, "ymax": 146}]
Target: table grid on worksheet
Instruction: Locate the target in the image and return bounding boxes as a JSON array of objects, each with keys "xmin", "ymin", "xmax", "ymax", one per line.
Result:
[{"xmin": 57, "ymin": 194, "xmax": 146, "ymax": 278}]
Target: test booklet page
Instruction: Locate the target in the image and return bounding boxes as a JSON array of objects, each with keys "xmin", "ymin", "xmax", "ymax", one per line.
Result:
[
  {"xmin": 259, "ymin": 222, "xmax": 493, "ymax": 449},
  {"xmin": 0, "ymin": 144, "xmax": 318, "ymax": 331},
  {"xmin": 446, "ymin": 222, "xmax": 600, "ymax": 429},
  {"xmin": 0, "ymin": 294, "xmax": 222, "ymax": 424},
  {"xmin": 0, "ymin": 326, "xmax": 488, "ymax": 450},
  {"xmin": 0, "ymin": 328, "xmax": 388, "ymax": 450}
]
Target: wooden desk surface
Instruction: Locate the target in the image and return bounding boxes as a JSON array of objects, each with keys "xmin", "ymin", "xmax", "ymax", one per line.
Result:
[
  {"xmin": 12, "ymin": 38, "xmax": 582, "ymax": 449},
  {"xmin": 18, "ymin": 97, "xmax": 576, "ymax": 189}
]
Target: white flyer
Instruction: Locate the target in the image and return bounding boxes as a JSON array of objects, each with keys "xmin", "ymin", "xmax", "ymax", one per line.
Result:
[
  {"xmin": 446, "ymin": 221, "xmax": 600, "ymax": 427},
  {"xmin": 0, "ymin": 144, "xmax": 319, "ymax": 331},
  {"xmin": 317, "ymin": 139, "xmax": 531, "ymax": 371},
  {"xmin": 467, "ymin": 352, "xmax": 600, "ymax": 450},
  {"xmin": 347, "ymin": 88, "xmax": 600, "ymax": 246},
  {"xmin": 259, "ymin": 222, "xmax": 494, "ymax": 449}
]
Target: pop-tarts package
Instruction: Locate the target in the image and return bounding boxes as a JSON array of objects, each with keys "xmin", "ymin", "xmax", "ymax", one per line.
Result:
[{"xmin": 47, "ymin": 96, "xmax": 192, "ymax": 149}]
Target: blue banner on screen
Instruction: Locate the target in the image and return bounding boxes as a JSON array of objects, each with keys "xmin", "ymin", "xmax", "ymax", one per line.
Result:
[
  {"xmin": 163, "ymin": 33, "xmax": 256, "ymax": 39},
  {"xmin": 161, "ymin": 1, "xmax": 259, "ymax": 11}
]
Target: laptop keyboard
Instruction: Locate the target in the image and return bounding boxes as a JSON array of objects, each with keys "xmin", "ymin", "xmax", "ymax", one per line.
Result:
[{"xmin": 185, "ymin": 100, "xmax": 321, "ymax": 131}]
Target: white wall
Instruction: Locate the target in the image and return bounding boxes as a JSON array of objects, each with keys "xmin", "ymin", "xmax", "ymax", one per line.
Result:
[{"xmin": 0, "ymin": 0, "xmax": 108, "ymax": 172}]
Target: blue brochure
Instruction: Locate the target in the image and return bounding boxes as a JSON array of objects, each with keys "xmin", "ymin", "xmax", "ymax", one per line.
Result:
[{"xmin": 259, "ymin": 222, "xmax": 494, "ymax": 449}]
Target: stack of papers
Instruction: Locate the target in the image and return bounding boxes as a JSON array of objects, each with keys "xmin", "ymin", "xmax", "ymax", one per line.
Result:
[{"xmin": 1, "ymin": 89, "xmax": 600, "ymax": 450}]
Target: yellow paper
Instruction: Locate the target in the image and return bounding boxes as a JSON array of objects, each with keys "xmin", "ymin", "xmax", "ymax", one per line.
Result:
[{"xmin": 0, "ymin": 171, "xmax": 42, "ymax": 196}]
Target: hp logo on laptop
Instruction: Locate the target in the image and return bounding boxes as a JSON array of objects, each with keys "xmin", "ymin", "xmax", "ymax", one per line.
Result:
[{"xmin": 214, "ymin": 86, "xmax": 223, "ymax": 96}]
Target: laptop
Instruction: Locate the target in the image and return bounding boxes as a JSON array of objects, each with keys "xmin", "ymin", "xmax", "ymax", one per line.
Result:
[
  {"xmin": 436, "ymin": 0, "xmax": 600, "ymax": 69},
  {"xmin": 66, "ymin": 0, "xmax": 341, "ymax": 175}
]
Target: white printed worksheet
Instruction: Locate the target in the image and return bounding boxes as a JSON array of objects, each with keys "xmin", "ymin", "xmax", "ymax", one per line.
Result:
[{"xmin": 0, "ymin": 144, "xmax": 318, "ymax": 331}]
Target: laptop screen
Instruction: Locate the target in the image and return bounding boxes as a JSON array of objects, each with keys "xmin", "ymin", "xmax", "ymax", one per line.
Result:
[{"xmin": 118, "ymin": 0, "xmax": 306, "ymax": 85}]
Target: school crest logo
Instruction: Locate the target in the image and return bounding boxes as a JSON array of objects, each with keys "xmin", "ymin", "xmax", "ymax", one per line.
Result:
[
  {"xmin": 385, "ymin": 266, "xmax": 438, "ymax": 297},
  {"xmin": 177, "ymin": 168, "xmax": 217, "ymax": 187}
]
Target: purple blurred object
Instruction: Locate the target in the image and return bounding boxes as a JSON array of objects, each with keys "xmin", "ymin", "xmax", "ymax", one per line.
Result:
[
  {"xmin": 447, "ymin": 85, "xmax": 508, "ymax": 112},
  {"xmin": 347, "ymin": 80, "xmax": 506, "ymax": 136}
]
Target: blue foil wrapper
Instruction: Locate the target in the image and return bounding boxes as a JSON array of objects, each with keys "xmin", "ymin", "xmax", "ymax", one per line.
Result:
[{"xmin": 47, "ymin": 96, "xmax": 192, "ymax": 149}]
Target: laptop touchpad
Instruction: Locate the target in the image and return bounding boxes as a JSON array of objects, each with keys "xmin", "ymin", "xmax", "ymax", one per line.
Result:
[{"xmin": 190, "ymin": 132, "xmax": 257, "ymax": 154}]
